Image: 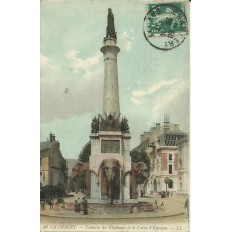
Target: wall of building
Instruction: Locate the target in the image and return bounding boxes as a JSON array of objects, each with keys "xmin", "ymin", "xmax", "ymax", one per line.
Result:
[
  {"xmin": 177, "ymin": 138, "xmax": 189, "ymax": 194},
  {"xmin": 134, "ymin": 121, "xmax": 189, "ymax": 196},
  {"xmin": 145, "ymin": 147, "xmax": 179, "ymax": 195},
  {"xmin": 40, "ymin": 140, "xmax": 66, "ymax": 187},
  {"xmin": 40, "ymin": 156, "xmax": 49, "ymax": 186}
]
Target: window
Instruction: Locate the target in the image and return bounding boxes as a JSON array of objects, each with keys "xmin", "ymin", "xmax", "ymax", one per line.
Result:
[
  {"xmin": 40, "ymin": 158, "xmax": 42, "ymax": 166},
  {"xmin": 169, "ymin": 165, "xmax": 172, "ymax": 174},
  {"xmin": 168, "ymin": 179, "xmax": 173, "ymax": 188},
  {"xmin": 169, "ymin": 154, "xmax": 172, "ymax": 161}
]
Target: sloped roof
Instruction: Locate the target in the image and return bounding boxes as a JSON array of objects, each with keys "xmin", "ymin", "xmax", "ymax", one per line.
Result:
[
  {"xmin": 40, "ymin": 141, "xmax": 52, "ymax": 151},
  {"xmin": 164, "ymin": 134, "xmax": 187, "ymax": 146},
  {"xmin": 164, "ymin": 130, "xmax": 187, "ymax": 135}
]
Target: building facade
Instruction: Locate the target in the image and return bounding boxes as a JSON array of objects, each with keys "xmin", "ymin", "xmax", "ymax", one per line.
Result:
[
  {"xmin": 133, "ymin": 116, "xmax": 189, "ymax": 195},
  {"xmin": 177, "ymin": 137, "xmax": 189, "ymax": 194},
  {"xmin": 40, "ymin": 133, "xmax": 66, "ymax": 187}
]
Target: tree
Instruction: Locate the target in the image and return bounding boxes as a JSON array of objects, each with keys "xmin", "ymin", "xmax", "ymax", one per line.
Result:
[
  {"xmin": 164, "ymin": 177, "xmax": 170, "ymax": 192},
  {"xmin": 74, "ymin": 141, "xmax": 91, "ymax": 193},
  {"xmin": 130, "ymin": 150, "xmax": 151, "ymax": 185},
  {"xmin": 78, "ymin": 141, "xmax": 91, "ymax": 162},
  {"xmin": 75, "ymin": 176, "xmax": 86, "ymax": 191}
]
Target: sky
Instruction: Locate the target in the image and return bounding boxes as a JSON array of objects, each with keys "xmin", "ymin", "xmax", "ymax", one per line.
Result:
[{"xmin": 40, "ymin": 0, "xmax": 190, "ymax": 159}]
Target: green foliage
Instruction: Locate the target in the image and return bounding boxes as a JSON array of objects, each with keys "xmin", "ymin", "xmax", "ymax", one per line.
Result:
[
  {"xmin": 41, "ymin": 184, "xmax": 66, "ymax": 198},
  {"xmin": 130, "ymin": 150, "xmax": 151, "ymax": 185},
  {"xmin": 130, "ymin": 150, "xmax": 151, "ymax": 172},
  {"xmin": 164, "ymin": 177, "xmax": 170, "ymax": 184},
  {"xmin": 78, "ymin": 141, "xmax": 91, "ymax": 162},
  {"xmin": 164, "ymin": 177, "xmax": 170, "ymax": 192},
  {"xmin": 75, "ymin": 176, "xmax": 86, "ymax": 191},
  {"xmin": 136, "ymin": 173, "xmax": 147, "ymax": 185}
]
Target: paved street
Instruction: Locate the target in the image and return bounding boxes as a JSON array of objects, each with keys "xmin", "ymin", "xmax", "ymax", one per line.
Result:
[
  {"xmin": 40, "ymin": 194, "xmax": 189, "ymax": 232},
  {"xmin": 41, "ymin": 213, "xmax": 188, "ymax": 223}
]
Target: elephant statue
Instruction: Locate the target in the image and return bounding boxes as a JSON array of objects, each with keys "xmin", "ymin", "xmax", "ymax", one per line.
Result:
[
  {"xmin": 130, "ymin": 162, "xmax": 148, "ymax": 199},
  {"xmin": 101, "ymin": 159, "xmax": 120, "ymax": 202},
  {"xmin": 71, "ymin": 161, "xmax": 91, "ymax": 197}
]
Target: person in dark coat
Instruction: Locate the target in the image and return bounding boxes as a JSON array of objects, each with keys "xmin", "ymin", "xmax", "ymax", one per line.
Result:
[
  {"xmin": 82, "ymin": 197, "xmax": 88, "ymax": 215},
  {"xmin": 48, "ymin": 199, "xmax": 52, "ymax": 210},
  {"xmin": 77, "ymin": 198, "xmax": 81, "ymax": 213},
  {"xmin": 74, "ymin": 200, "xmax": 78, "ymax": 213}
]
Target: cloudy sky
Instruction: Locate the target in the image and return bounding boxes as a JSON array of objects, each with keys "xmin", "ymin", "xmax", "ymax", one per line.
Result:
[{"xmin": 40, "ymin": 0, "xmax": 190, "ymax": 159}]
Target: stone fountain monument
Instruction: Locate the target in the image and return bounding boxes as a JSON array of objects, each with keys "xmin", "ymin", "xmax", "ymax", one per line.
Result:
[{"xmin": 88, "ymin": 8, "xmax": 135, "ymax": 204}]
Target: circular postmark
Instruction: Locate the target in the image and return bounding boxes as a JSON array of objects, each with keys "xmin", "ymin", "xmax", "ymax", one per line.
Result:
[{"xmin": 143, "ymin": 3, "xmax": 188, "ymax": 51}]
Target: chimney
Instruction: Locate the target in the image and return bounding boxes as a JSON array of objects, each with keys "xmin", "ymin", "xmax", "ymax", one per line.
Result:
[
  {"xmin": 164, "ymin": 113, "xmax": 170, "ymax": 133},
  {"xmin": 156, "ymin": 123, "xmax": 161, "ymax": 130},
  {"xmin": 52, "ymin": 134, "xmax": 56, "ymax": 142},
  {"xmin": 49, "ymin": 132, "xmax": 53, "ymax": 142},
  {"xmin": 174, "ymin": 124, "xmax": 180, "ymax": 131}
]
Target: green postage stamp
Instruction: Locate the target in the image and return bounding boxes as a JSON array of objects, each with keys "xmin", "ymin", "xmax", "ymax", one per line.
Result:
[
  {"xmin": 144, "ymin": 1, "xmax": 188, "ymax": 50},
  {"xmin": 40, "ymin": 0, "xmax": 190, "ymax": 231}
]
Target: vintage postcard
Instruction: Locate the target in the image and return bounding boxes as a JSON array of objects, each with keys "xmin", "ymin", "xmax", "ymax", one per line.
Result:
[{"xmin": 40, "ymin": 0, "xmax": 190, "ymax": 231}]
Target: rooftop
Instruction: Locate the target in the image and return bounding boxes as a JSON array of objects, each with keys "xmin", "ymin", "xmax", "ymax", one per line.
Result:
[{"xmin": 40, "ymin": 141, "xmax": 52, "ymax": 151}]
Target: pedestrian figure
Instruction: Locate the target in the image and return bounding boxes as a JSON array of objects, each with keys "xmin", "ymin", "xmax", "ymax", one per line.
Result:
[
  {"xmin": 74, "ymin": 200, "xmax": 78, "ymax": 213},
  {"xmin": 77, "ymin": 198, "xmax": 81, "ymax": 213},
  {"xmin": 154, "ymin": 200, "xmax": 158, "ymax": 210},
  {"xmin": 51, "ymin": 199, "xmax": 54, "ymax": 209},
  {"xmin": 54, "ymin": 200, "xmax": 59, "ymax": 211},
  {"xmin": 161, "ymin": 201, "xmax": 165, "ymax": 211},
  {"xmin": 184, "ymin": 196, "xmax": 189, "ymax": 218},
  {"xmin": 41, "ymin": 201, "xmax": 45, "ymax": 210},
  {"xmin": 48, "ymin": 199, "xmax": 52, "ymax": 210},
  {"xmin": 82, "ymin": 197, "xmax": 88, "ymax": 215}
]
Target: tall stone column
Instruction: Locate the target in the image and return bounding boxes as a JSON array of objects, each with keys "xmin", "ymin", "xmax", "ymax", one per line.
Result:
[{"xmin": 100, "ymin": 38, "xmax": 120, "ymax": 117}]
